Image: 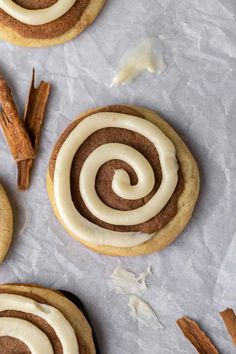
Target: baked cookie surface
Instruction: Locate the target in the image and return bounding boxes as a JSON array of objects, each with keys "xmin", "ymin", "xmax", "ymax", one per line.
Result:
[
  {"xmin": 0, "ymin": 0, "xmax": 106, "ymax": 47},
  {"xmin": 47, "ymin": 105, "xmax": 200, "ymax": 256},
  {"xmin": 0, "ymin": 184, "xmax": 13, "ymax": 262},
  {"xmin": 0, "ymin": 283, "xmax": 96, "ymax": 353}
]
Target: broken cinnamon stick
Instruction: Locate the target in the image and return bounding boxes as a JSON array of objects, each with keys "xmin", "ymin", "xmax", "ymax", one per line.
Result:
[
  {"xmin": 17, "ymin": 69, "xmax": 51, "ymax": 190},
  {"xmin": 0, "ymin": 73, "xmax": 35, "ymax": 162},
  {"xmin": 177, "ymin": 316, "xmax": 219, "ymax": 354},
  {"xmin": 220, "ymin": 308, "xmax": 236, "ymax": 347}
]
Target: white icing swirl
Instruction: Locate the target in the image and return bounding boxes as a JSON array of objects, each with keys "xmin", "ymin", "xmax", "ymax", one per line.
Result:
[
  {"xmin": 54, "ymin": 112, "xmax": 178, "ymax": 248},
  {"xmin": 0, "ymin": 317, "xmax": 54, "ymax": 354},
  {"xmin": 0, "ymin": 294, "xmax": 79, "ymax": 354},
  {"xmin": 80, "ymin": 142, "xmax": 156, "ymax": 224},
  {"xmin": 0, "ymin": 0, "xmax": 76, "ymax": 26}
]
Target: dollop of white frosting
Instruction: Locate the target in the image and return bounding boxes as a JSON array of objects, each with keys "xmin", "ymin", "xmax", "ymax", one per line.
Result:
[
  {"xmin": 0, "ymin": 294, "xmax": 79, "ymax": 354},
  {"xmin": 0, "ymin": 0, "xmax": 76, "ymax": 25},
  {"xmin": 54, "ymin": 112, "xmax": 178, "ymax": 247},
  {"xmin": 112, "ymin": 38, "xmax": 166, "ymax": 86},
  {"xmin": 129, "ymin": 295, "xmax": 164, "ymax": 329},
  {"xmin": 109, "ymin": 267, "xmax": 151, "ymax": 295}
]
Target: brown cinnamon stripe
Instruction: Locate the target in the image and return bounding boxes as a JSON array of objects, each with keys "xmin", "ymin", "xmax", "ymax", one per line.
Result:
[
  {"xmin": 0, "ymin": 289, "xmax": 86, "ymax": 354},
  {"xmin": 0, "ymin": 0, "xmax": 90, "ymax": 39},
  {"xmin": 49, "ymin": 105, "xmax": 184, "ymax": 234}
]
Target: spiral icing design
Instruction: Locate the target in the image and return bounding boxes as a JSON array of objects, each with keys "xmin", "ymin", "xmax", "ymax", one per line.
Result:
[
  {"xmin": 0, "ymin": 294, "xmax": 79, "ymax": 353},
  {"xmin": 54, "ymin": 112, "xmax": 179, "ymax": 248}
]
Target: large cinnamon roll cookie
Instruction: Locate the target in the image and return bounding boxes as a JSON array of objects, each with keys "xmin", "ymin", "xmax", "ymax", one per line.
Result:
[
  {"xmin": 0, "ymin": 283, "xmax": 96, "ymax": 353},
  {"xmin": 0, "ymin": 0, "xmax": 105, "ymax": 47},
  {"xmin": 0, "ymin": 184, "xmax": 13, "ymax": 262},
  {"xmin": 47, "ymin": 105, "xmax": 200, "ymax": 256}
]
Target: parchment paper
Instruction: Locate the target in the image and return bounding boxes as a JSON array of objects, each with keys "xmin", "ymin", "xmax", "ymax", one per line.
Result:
[{"xmin": 0, "ymin": 0, "xmax": 236, "ymax": 353}]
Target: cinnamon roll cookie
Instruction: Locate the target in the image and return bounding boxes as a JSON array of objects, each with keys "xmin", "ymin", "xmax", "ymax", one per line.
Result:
[
  {"xmin": 0, "ymin": 283, "xmax": 96, "ymax": 353},
  {"xmin": 0, "ymin": 0, "xmax": 105, "ymax": 47},
  {"xmin": 0, "ymin": 184, "xmax": 13, "ymax": 262},
  {"xmin": 47, "ymin": 105, "xmax": 200, "ymax": 256}
]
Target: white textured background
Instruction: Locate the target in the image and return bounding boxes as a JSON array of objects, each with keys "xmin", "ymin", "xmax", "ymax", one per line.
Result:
[{"xmin": 0, "ymin": 0, "xmax": 236, "ymax": 353}]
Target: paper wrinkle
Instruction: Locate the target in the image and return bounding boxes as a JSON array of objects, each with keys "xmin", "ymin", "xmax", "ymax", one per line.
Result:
[
  {"xmin": 213, "ymin": 232, "xmax": 236, "ymax": 304},
  {"xmin": 0, "ymin": 0, "xmax": 236, "ymax": 353}
]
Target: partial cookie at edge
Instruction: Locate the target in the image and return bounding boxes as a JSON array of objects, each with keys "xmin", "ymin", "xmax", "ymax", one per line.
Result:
[
  {"xmin": 0, "ymin": 283, "xmax": 96, "ymax": 354},
  {"xmin": 0, "ymin": 184, "xmax": 13, "ymax": 262}
]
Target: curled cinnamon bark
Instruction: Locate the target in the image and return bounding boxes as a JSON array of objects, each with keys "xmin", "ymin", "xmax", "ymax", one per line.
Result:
[
  {"xmin": 0, "ymin": 73, "xmax": 35, "ymax": 162},
  {"xmin": 17, "ymin": 69, "xmax": 51, "ymax": 190},
  {"xmin": 220, "ymin": 308, "xmax": 236, "ymax": 347},
  {"xmin": 177, "ymin": 316, "xmax": 219, "ymax": 354}
]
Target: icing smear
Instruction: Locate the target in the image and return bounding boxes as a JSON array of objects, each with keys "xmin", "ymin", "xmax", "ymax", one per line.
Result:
[
  {"xmin": 112, "ymin": 37, "xmax": 166, "ymax": 86},
  {"xmin": 109, "ymin": 267, "xmax": 152, "ymax": 295},
  {"xmin": 129, "ymin": 295, "xmax": 164, "ymax": 329},
  {"xmin": 109, "ymin": 267, "xmax": 164, "ymax": 329}
]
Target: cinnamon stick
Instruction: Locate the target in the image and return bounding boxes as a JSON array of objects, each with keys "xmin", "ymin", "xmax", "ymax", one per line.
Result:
[
  {"xmin": 220, "ymin": 308, "xmax": 236, "ymax": 347},
  {"xmin": 177, "ymin": 316, "xmax": 219, "ymax": 354},
  {"xmin": 0, "ymin": 73, "xmax": 35, "ymax": 162},
  {"xmin": 17, "ymin": 69, "xmax": 51, "ymax": 190}
]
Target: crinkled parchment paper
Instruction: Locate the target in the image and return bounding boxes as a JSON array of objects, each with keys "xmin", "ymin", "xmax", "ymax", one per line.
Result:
[{"xmin": 0, "ymin": 0, "xmax": 236, "ymax": 353}]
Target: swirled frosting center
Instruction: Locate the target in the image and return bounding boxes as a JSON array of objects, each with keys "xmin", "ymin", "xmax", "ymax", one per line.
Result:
[{"xmin": 54, "ymin": 112, "xmax": 179, "ymax": 248}]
